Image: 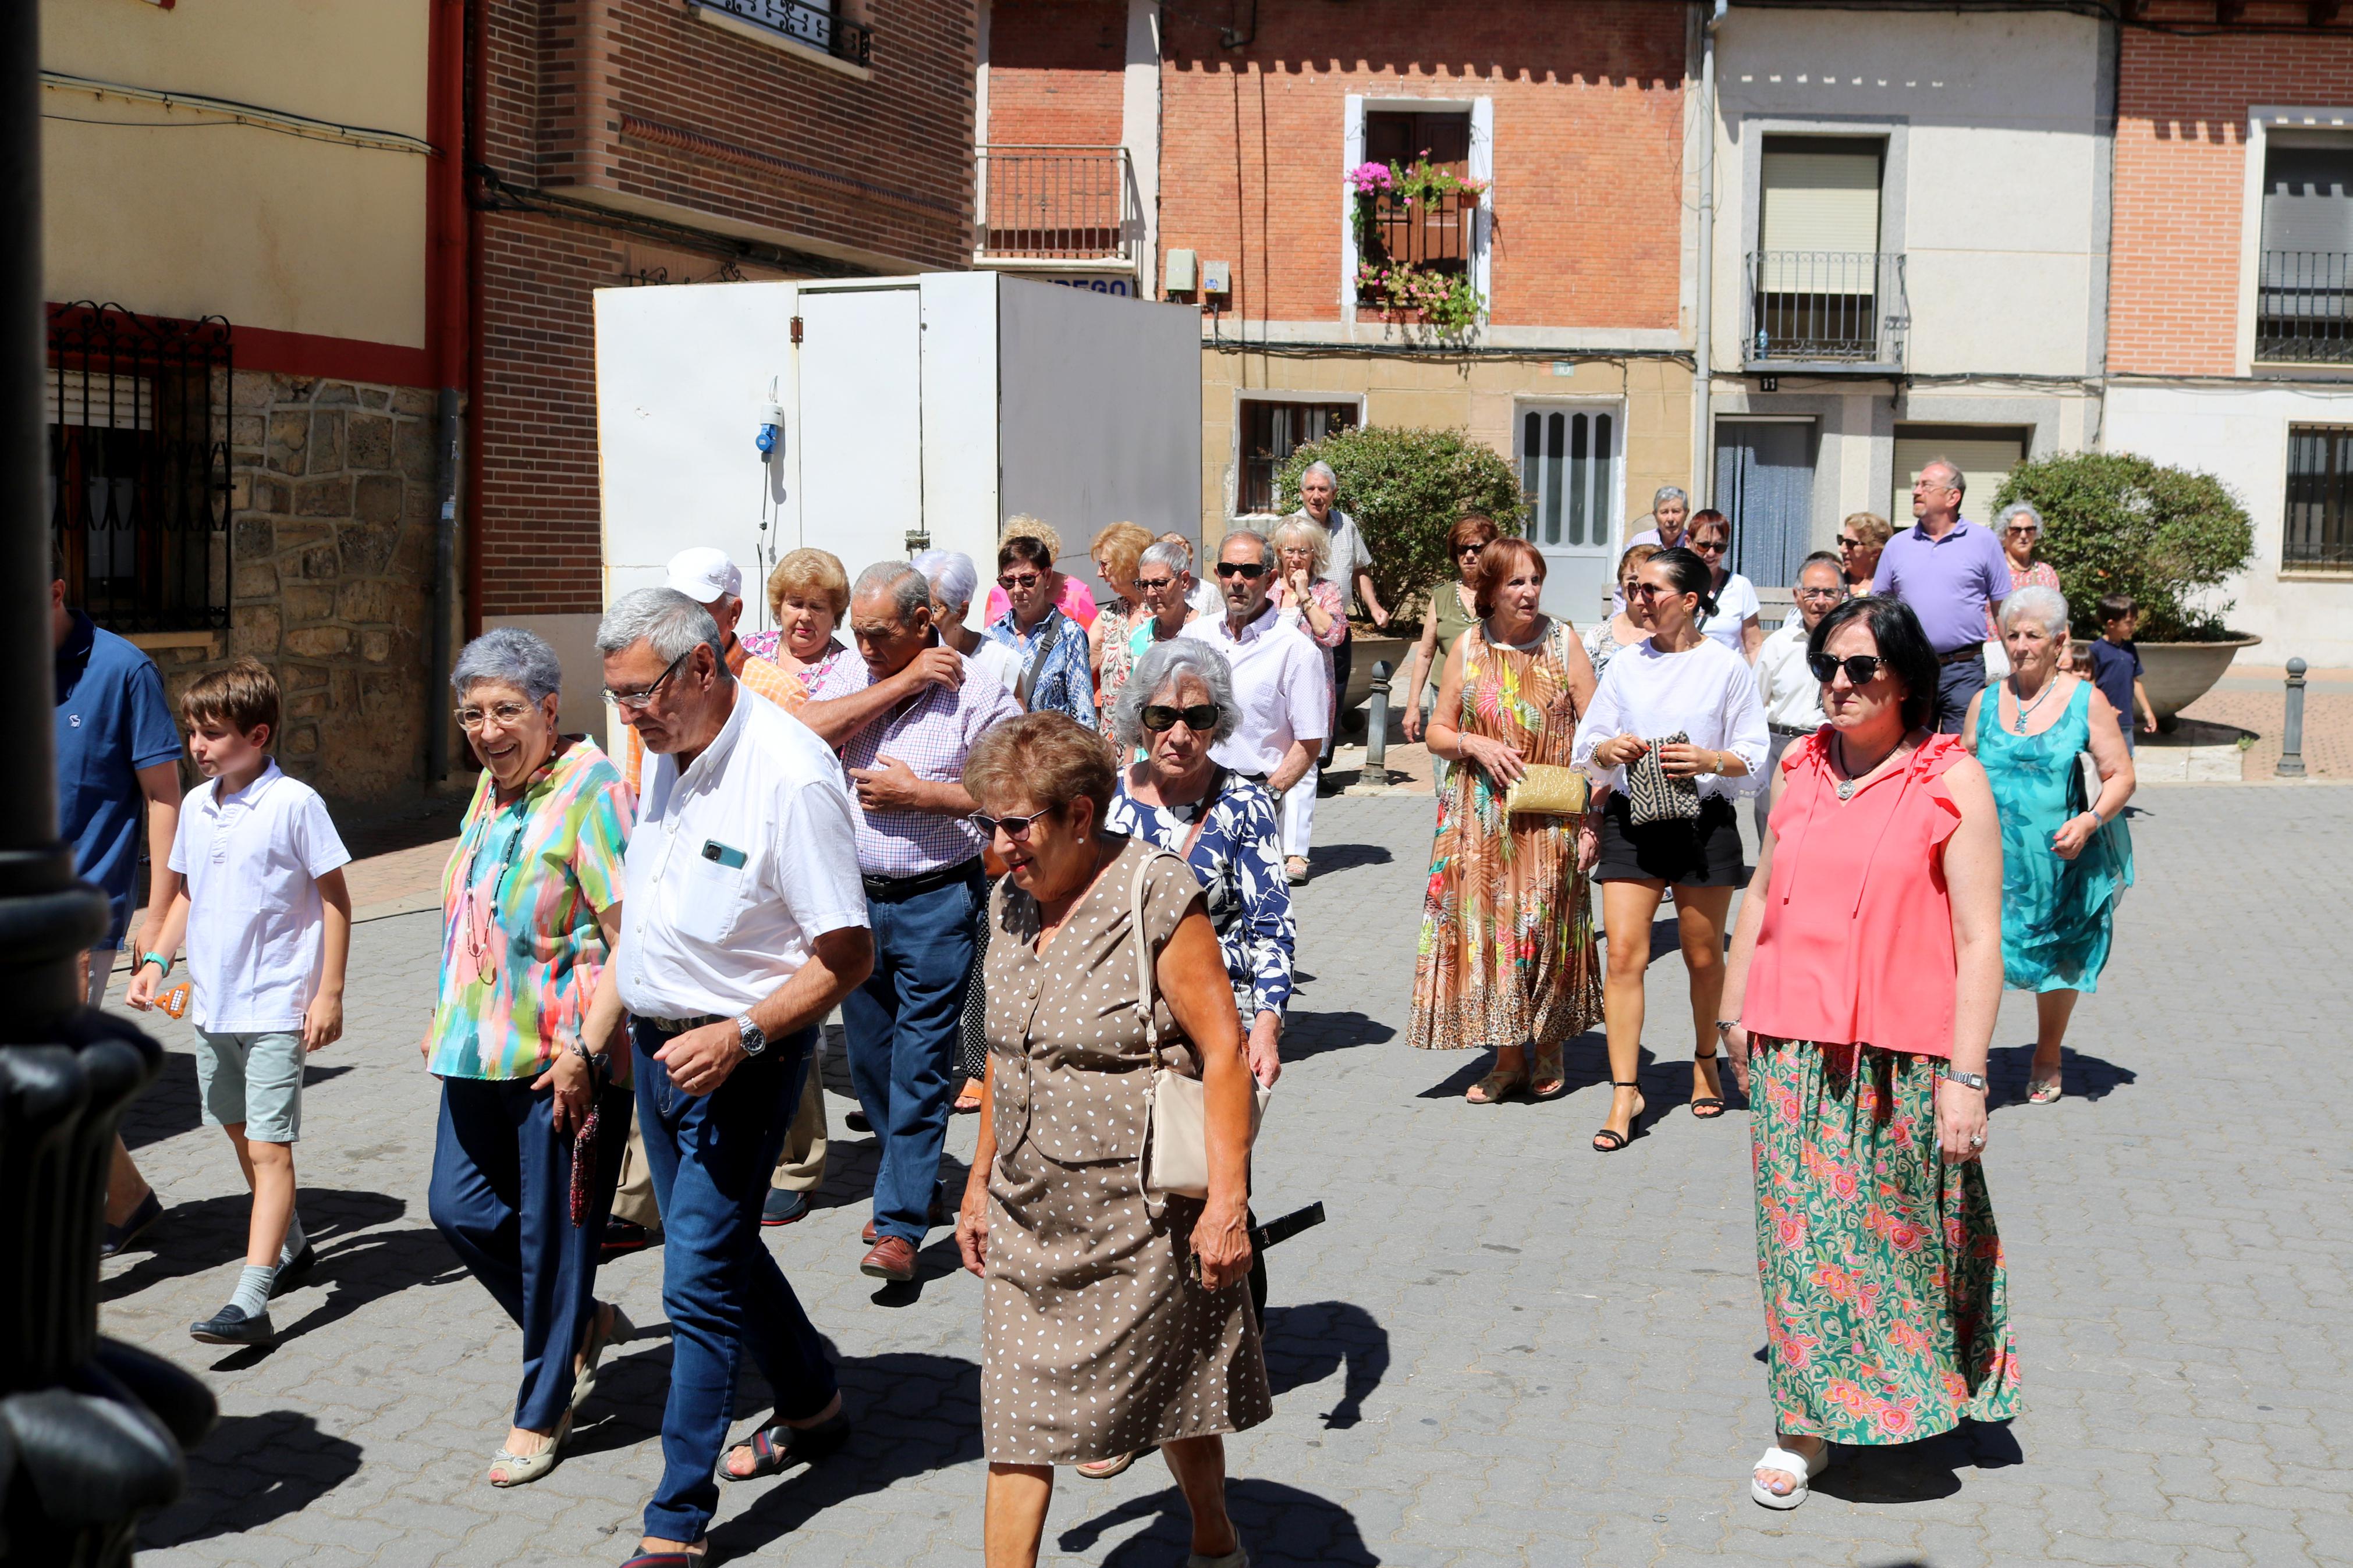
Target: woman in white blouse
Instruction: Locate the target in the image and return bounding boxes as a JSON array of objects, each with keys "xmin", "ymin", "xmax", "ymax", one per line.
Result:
[
  {"xmin": 1572, "ymin": 547, "xmax": 1769, "ymax": 1154},
  {"xmin": 1688, "ymin": 510, "xmax": 1763, "ymax": 663}
]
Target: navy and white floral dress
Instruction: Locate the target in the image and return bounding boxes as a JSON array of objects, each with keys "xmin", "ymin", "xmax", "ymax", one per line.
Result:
[{"xmin": 1103, "ymin": 770, "xmax": 1294, "ymax": 1023}]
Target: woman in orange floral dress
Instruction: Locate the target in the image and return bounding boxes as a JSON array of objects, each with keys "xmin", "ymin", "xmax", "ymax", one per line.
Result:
[{"xmin": 1406, "ymin": 538, "xmax": 1603, "ymax": 1103}]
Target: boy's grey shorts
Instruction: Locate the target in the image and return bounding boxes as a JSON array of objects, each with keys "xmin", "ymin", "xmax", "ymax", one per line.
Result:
[{"xmin": 194, "ymin": 1027, "xmax": 304, "ymax": 1143}]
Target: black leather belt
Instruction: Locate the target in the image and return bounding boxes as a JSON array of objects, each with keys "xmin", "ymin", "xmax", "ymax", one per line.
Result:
[
  {"xmin": 1937, "ymin": 643, "xmax": 1986, "ymax": 666},
  {"xmin": 638, "ymin": 1011, "xmax": 723, "ymax": 1035},
  {"xmin": 1768, "ymin": 723, "xmax": 1815, "ymax": 738},
  {"xmin": 863, "ymin": 856, "xmax": 982, "ymax": 899}
]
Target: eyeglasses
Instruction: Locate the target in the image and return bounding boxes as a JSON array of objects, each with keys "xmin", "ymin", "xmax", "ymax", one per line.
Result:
[
  {"xmin": 1213, "ymin": 561, "xmax": 1268, "ymax": 579},
  {"xmin": 971, "ymin": 806, "xmax": 1057, "ymax": 841},
  {"xmin": 2004, "ymin": 526, "xmax": 2039, "ymax": 537},
  {"xmin": 1140, "ymin": 702, "xmax": 1220, "ymax": 733},
  {"xmin": 1135, "ymin": 575, "xmax": 1177, "ymax": 592},
  {"xmin": 1627, "ymin": 582, "xmax": 1680, "ymax": 601},
  {"xmin": 1808, "ymin": 651, "xmax": 1889, "ymax": 686},
  {"xmin": 1457, "ymin": 543, "xmax": 1485, "ymax": 557},
  {"xmin": 998, "ymin": 571, "xmax": 1044, "ymax": 590},
  {"xmin": 602, "ymin": 650, "xmax": 690, "ymax": 712},
  {"xmin": 1794, "ymin": 587, "xmax": 1845, "ymax": 603},
  {"xmin": 1690, "ymin": 537, "xmax": 1727, "ymax": 555},
  {"xmin": 1837, "ymin": 536, "xmax": 1864, "ymax": 549},
  {"xmin": 456, "ymin": 701, "xmax": 535, "ymax": 732}
]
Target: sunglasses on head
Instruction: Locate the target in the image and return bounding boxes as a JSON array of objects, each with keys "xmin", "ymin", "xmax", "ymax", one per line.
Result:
[
  {"xmin": 1808, "ymin": 651, "xmax": 1889, "ymax": 686},
  {"xmin": 1214, "ymin": 560, "xmax": 1268, "ymax": 579},
  {"xmin": 971, "ymin": 805, "xmax": 1057, "ymax": 841},
  {"xmin": 1140, "ymin": 702, "xmax": 1220, "ymax": 733}
]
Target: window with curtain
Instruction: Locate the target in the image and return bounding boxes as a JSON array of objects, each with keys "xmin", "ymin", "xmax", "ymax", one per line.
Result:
[
  {"xmin": 1238, "ymin": 400, "xmax": 1357, "ymax": 515},
  {"xmin": 1712, "ymin": 421, "xmax": 1816, "ymax": 589},
  {"xmin": 1519, "ymin": 408, "xmax": 1614, "ymax": 549}
]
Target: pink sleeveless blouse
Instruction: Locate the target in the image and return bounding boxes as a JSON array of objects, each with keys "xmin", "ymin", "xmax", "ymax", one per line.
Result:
[{"xmin": 1741, "ymin": 730, "xmax": 1967, "ymax": 1058}]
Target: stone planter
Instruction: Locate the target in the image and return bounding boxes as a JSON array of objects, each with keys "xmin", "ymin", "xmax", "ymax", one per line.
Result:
[
  {"xmin": 2138, "ymin": 635, "xmax": 2262, "ymax": 724},
  {"xmin": 1340, "ymin": 632, "xmax": 1413, "ymax": 732}
]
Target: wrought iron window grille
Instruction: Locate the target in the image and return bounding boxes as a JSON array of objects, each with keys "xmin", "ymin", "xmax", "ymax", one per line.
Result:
[
  {"xmin": 2257, "ymin": 251, "xmax": 2352, "ymax": 365},
  {"xmin": 48, "ymin": 301, "xmax": 233, "ymax": 635},
  {"xmin": 1744, "ymin": 250, "xmax": 1908, "ymax": 369},
  {"xmin": 695, "ymin": 0, "xmax": 872, "ymax": 67}
]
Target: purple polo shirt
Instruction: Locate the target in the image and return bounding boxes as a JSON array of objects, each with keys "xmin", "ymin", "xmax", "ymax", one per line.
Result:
[{"xmin": 1876, "ymin": 519, "xmax": 2012, "ymax": 655}]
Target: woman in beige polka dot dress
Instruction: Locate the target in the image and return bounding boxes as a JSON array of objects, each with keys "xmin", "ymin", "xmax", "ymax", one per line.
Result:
[{"xmin": 956, "ymin": 713, "xmax": 1270, "ymax": 1568}]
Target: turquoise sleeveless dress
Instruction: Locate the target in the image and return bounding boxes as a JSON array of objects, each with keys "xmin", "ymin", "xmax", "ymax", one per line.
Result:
[{"xmin": 1979, "ymin": 681, "xmax": 2134, "ymax": 993}]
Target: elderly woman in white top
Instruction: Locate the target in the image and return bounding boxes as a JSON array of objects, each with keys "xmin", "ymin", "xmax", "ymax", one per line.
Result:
[
  {"xmin": 1573, "ymin": 546, "xmax": 1769, "ymax": 1154},
  {"xmin": 915, "ymin": 549, "xmax": 1025, "ymax": 700}
]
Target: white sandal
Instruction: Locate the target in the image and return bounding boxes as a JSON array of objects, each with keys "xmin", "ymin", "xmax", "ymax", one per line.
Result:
[{"xmin": 1749, "ymin": 1441, "xmax": 1829, "ymax": 1510}]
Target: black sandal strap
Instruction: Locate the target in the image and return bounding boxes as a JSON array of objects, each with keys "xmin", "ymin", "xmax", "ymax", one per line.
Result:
[{"xmin": 1592, "ymin": 1128, "xmax": 1631, "ymax": 1151}]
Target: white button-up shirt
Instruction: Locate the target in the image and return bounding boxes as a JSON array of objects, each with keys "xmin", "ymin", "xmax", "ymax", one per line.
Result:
[
  {"xmin": 1754, "ymin": 618, "xmax": 1827, "ymax": 731},
  {"xmin": 167, "ymin": 760, "xmax": 350, "ymax": 1033},
  {"xmin": 615, "ymin": 688, "xmax": 869, "ymax": 1020},
  {"xmin": 1181, "ymin": 602, "xmax": 1331, "ymax": 777}
]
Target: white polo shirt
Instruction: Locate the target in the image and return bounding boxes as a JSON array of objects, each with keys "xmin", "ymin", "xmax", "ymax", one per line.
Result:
[
  {"xmin": 615, "ymin": 687, "xmax": 869, "ymax": 1021},
  {"xmin": 1754, "ymin": 618, "xmax": 1827, "ymax": 731},
  {"xmin": 1180, "ymin": 602, "xmax": 1332, "ymax": 777},
  {"xmin": 167, "ymin": 760, "xmax": 351, "ymax": 1033}
]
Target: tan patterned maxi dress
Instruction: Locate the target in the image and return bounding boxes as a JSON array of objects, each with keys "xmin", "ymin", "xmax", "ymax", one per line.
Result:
[
  {"xmin": 981, "ymin": 836, "xmax": 1273, "ymax": 1464},
  {"xmin": 1407, "ymin": 620, "xmax": 1605, "ymax": 1051}
]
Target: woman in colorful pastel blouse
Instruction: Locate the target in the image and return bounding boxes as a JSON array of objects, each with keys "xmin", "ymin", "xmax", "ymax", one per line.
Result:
[
  {"xmin": 1102, "ymin": 638, "xmax": 1293, "ymax": 1089},
  {"xmin": 1717, "ymin": 596, "xmax": 2016, "ymax": 1512},
  {"xmin": 424, "ymin": 628, "xmax": 637, "ymax": 1490}
]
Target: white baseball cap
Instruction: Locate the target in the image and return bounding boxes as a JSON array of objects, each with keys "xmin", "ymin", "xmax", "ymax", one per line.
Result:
[{"xmin": 665, "ymin": 547, "xmax": 742, "ymax": 605}]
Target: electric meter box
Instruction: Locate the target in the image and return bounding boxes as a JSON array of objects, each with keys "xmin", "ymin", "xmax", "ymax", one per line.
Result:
[{"xmin": 594, "ymin": 271, "xmax": 1202, "ymax": 638}]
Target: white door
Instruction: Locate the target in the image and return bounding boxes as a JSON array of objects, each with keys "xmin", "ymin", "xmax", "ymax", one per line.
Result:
[
  {"xmin": 797, "ymin": 286, "xmax": 924, "ymax": 573},
  {"xmin": 1517, "ymin": 404, "xmax": 1617, "ymax": 624}
]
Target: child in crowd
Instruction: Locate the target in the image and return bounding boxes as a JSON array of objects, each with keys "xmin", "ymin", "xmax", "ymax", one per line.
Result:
[
  {"xmin": 128, "ymin": 659, "xmax": 353, "ymax": 1349},
  {"xmin": 2089, "ymin": 594, "xmax": 2160, "ymax": 751}
]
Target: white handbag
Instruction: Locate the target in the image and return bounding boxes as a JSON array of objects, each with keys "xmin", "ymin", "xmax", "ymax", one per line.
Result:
[{"xmin": 1124, "ymin": 850, "xmax": 1269, "ymax": 1206}]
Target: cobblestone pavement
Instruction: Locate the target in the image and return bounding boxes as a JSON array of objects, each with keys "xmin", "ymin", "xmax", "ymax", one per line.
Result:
[{"xmin": 108, "ymin": 785, "xmax": 2353, "ymax": 1567}]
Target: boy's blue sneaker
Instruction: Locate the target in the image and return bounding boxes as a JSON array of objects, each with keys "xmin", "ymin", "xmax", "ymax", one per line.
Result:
[
  {"xmin": 101, "ymin": 1190, "xmax": 164, "ymax": 1258},
  {"xmin": 190, "ymin": 1303, "xmax": 276, "ymax": 1347}
]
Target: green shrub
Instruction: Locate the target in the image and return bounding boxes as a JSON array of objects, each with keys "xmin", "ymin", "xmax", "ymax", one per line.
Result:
[
  {"xmin": 1272, "ymin": 425, "xmax": 1527, "ymax": 617},
  {"xmin": 1990, "ymin": 451, "xmax": 2254, "ymax": 642}
]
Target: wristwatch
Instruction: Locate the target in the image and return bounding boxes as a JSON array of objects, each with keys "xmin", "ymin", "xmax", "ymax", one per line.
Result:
[
  {"xmin": 734, "ymin": 1015, "xmax": 768, "ymax": 1058},
  {"xmin": 1942, "ymin": 1067, "xmax": 1988, "ymax": 1091}
]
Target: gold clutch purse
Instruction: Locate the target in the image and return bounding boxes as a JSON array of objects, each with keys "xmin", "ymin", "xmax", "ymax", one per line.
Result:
[{"xmin": 1503, "ymin": 763, "xmax": 1591, "ymax": 818}]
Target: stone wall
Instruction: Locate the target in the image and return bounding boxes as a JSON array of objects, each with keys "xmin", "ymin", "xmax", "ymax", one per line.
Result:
[{"xmin": 140, "ymin": 370, "xmax": 449, "ymax": 807}]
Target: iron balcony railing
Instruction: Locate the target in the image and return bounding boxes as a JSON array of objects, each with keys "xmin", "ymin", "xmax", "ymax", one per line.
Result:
[
  {"xmin": 974, "ymin": 147, "xmax": 1141, "ymax": 264},
  {"xmin": 1745, "ymin": 250, "xmax": 1908, "ymax": 368},
  {"xmin": 2257, "ymin": 251, "xmax": 2353, "ymax": 365},
  {"xmin": 47, "ymin": 303, "xmax": 232, "ymax": 635},
  {"xmin": 694, "ymin": 0, "xmax": 872, "ymax": 67},
  {"xmin": 1355, "ymin": 187, "xmax": 1475, "ymax": 292}
]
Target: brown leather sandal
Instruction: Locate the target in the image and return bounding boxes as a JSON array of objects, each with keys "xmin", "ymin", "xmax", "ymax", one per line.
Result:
[
  {"xmin": 1465, "ymin": 1068, "xmax": 1526, "ymax": 1105},
  {"xmin": 1529, "ymin": 1044, "xmax": 1569, "ymax": 1101}
]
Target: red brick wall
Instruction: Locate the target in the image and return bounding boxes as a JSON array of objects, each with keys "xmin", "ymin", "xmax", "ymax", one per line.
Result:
[
  {"xmin": 1152, "ymin": 0, "xmax": 1685, "ymax": 328},
  {"xmin": 474, "ymin": 0, "xmax": 977, "ymax": 618},
  {"xmin": 2111, "ymin": 1, "xmax": 2353, "ymax": 375},
  {"xmin": 987, "ymin": 0, "xmax": 1127, "ymax": 145}
]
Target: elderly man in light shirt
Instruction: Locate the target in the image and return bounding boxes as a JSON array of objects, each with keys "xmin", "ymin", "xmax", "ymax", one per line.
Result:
[
  {"xmin": 1751, "ymin": 552, "xmax": 1847, "ymax": 841},
  {"xmin": 1290, "ymin": 462, "xmax": 1387, "ymax": 774},
  {"xmin": 797, "ymin": 562, "xmax": 1022, "ymax": 1284},
  {"xmin": 1182, "ymin": 527, "xmax": 1331, "ymax": 883},
  {"xmin": 1878, "ymin": 456, "xmax": 2011, "ymax": 733},
  {"xmin": 594, "ymin": 588, "xmax": 874, "ymax": 1560}
]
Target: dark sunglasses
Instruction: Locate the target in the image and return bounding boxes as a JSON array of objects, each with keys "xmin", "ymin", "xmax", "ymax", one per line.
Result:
[
  {"xmin": 1808, "ymin": 651, "xmax": 1889, "ymax": 686},
  {"xmin": 1140, "ymin": 702, "xmax": 1220, "ymax": 733},
  {"xmin": 1837, "ymin": 536, "xmax": 1864, "ymax": 549},
  {"xmin": 1456, "ymin": 543, "xmax": 1485, "ymax": 557},
  {"xmin": 1135, "ymin": 575, "xmax": 1177, "ymax": 592},
  {"xmin": 1213, "ymin": 560, "xmax": 1268, "ymax": 579},
  {"xmin": 1690, "ymin": 536, "xmax": 1728, "ymax": 554},
  {"xmin": 997, "ymin": 571, "xmax": 1044, "ymax": 589},
  {"xmin": 971, "ymin": 806, "xmax": 1057, "ymax": 841}
]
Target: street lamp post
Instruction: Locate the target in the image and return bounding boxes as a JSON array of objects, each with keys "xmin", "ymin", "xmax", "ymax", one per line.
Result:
[{"xmin": 1, "ymin": 5, "xmax": 215, "ymax": 1562}]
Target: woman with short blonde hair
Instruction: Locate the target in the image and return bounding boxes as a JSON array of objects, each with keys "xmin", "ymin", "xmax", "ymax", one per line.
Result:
[
  {"xmin": 1088, "ymin": 521, "xmax": 1156, "ymax": 734},
  {"xmin": 1839, "ymin": 513, "xmax": 1894, "ymax": 595},
  {"xmin": 746, "ymin": 548, "xmax": 854, "ymax": 689}
]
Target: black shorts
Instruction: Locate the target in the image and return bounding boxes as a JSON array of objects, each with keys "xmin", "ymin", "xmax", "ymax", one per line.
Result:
[{"xmin": 1593, "ymin": 792, "xmax": 1745, "ymax": 888}]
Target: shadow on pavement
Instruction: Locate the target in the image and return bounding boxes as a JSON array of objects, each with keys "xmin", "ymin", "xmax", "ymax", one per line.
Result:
[
  {"xmin": 137, "ymin": 1410, "xmax": 364, "ymax": 1549},
  {"xmin": 1811, "ymin": 1420, "xmax": 2024, "ymax": 1507},
  {"xmin": 1305, "ymin": 842, "xmax": 1393, "ymax": 875},
  {"xmin": 102, "ymin": 1187, "xmax": 409, "ymax": 1303},
  {"xmin": 1061, "ymin": 1478, "xmax": 1378, "ymax": 1566},
  {"xmin": 1985, "ymin": 1043, "xmax": 2137, "ymax": 1108},
  {"xmin": 1262, "ymin": 1301, "xmax": 1387, "ymax": 1430},
  {"xmin": 1281, "ymin": 1010, "xmax": 1393, "ymax": 1064},
  {"xmin": 703, "ymin": 1350, "xmax": 983, "ymax": 1560},
  {"xmin": 269, "ymin": 1225, "xmax": 471, "ymax": 1347}
]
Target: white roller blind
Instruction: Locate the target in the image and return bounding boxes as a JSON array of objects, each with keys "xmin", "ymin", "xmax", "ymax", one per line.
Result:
[
  {"xmin": 1761, "ymin": 142, "xmax": 1882, "ymax": 293},
  {"xmin": 1892, "ymin": 432, "xmax": 2027, "ymax": 527}
]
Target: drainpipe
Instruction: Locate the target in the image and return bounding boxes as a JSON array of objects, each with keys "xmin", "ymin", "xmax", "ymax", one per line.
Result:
[
  {"xmin": 427, "ymin": 0, "xmax": 467, "ymax": 784},
  {"xmin": 1691, "ymin": 0, "xmax": 1727, "ymax": 509}
]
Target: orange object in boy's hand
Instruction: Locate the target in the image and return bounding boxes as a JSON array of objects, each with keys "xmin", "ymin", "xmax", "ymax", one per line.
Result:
[{"xmin": 156, "ymin": 982, "xmax": 191, "ymax": 1020}]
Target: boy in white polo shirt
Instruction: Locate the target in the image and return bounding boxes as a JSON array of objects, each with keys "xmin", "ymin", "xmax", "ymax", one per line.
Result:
[{"xmin": 128, "ymin": 659, "xmax": 352, "ymax": 1348}]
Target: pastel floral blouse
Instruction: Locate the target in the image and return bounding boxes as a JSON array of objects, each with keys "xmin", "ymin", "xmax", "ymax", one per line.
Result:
[{"xmin": 1103, "ymin": 771, "xmax": 1295, "ymax": 1020}]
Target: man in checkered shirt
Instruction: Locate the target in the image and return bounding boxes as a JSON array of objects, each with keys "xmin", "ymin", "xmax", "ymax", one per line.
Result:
[{"xmin": 798, "ymin": 561, "xmax": 1022, "ymax": 1283}]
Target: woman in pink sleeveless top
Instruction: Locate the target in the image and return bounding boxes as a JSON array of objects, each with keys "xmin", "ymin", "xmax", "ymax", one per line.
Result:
[{"xmin": 1717, "ymin": 597, "xmax": 2018, "ymax": 1512}]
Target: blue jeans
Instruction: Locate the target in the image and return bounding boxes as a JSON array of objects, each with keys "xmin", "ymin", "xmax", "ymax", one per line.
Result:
[
  {"xmin": 1934, "ymin": 653, "xmax": 1989, "ymax": 735},
  {"xmin": 840, "ymin": 868, "xmax": 980, "ymax": 1245},
  {"xmin": 634, "ymin": 1018, "xmax": 836, "ymax": 1542},
  {"xmin": 428, "ymin": 1074, "xmax": 629, "ymax": 1431}
]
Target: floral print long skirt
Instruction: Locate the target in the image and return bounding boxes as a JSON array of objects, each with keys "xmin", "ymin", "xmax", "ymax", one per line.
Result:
[{"xmin": 1749, "ymin": 1036, "xmax": 2020, "ymax": 1443}]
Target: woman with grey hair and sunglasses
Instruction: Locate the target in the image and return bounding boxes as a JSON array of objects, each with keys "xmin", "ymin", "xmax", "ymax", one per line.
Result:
[
  {"xmin": 1102, "ymin": 638, "xmax": 1293, "ymax": 1093},
  {"xmin": 1983, "ymin": 502, "xmax": 2061, "ymax": 680},
  {"xmin": 422, "ymin": 627, "xmax": 637, "ymax": 1489}
]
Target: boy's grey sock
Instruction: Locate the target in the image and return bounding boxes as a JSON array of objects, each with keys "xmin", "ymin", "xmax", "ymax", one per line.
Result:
[
  {"xmin": 279, "ymin": 1211, "xmax": 307, "ymax": 1264},
  {"xmin": 229, "ymin": 1263, "xmax": 276, "ymax": 1320}
]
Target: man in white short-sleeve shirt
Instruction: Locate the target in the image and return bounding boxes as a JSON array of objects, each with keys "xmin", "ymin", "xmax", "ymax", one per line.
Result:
[
  {"xmin": 595, "ymin": 588, "xmax": 873, "ymax": 1559},
  {"xmin": 1289, "ymin": 461, "xmax": 1387, "ymax": 771},
  {"xmin": 1751, "ymin": 552, "xmax": 1847, "ymax": 840}
]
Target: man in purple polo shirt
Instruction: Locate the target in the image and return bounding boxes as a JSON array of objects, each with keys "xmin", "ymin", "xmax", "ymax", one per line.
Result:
[
  {"xmin": 1877, "ymin": 457, "xmax": 2012, "ymax": 733},
  {"xmin": 797, "ymin": 561, "xmax": 1021, "ymax": 1284}
]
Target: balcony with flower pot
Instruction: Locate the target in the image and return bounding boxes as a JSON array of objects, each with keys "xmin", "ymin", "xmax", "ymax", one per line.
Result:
[{"xmin": 1348, "ymin": 159, "xmax": 1487, "ymax": 336}]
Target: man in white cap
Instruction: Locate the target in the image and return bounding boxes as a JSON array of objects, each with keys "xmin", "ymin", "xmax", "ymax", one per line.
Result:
[{"xmin": 608, "ymin": 546, "xmax": 832, "ymax": 1247}]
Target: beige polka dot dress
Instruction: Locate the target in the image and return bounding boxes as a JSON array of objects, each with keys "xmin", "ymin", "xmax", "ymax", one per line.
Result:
[{"xmin": 980, "ymin": 837, "xmax": 1273, "ymax": 1466}]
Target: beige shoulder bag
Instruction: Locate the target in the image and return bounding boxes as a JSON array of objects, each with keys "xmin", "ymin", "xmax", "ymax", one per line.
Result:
[{"xmin": 1127, "ymin": 849, "xmax": 1270, "ymax": 1208}]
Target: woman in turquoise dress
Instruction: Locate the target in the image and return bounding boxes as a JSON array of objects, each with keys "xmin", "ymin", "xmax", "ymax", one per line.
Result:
[{"xmin": 1962, "ymin": 586, "xmax": 2136, "ymax": 1105}]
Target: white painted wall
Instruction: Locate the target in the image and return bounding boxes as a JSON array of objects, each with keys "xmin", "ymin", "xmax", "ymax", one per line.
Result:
[
  {"xmin": 1711, "ymin": 6, "xmax": 2109, "ymax": 377},
  {"xmin": 2104, "ymin": 385, "xmax": 2353, "ymax": 669}
]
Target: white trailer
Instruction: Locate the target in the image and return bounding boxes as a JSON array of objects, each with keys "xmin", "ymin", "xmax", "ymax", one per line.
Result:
[{"xmin": 583, "ymin": 272, "xmax": 1201, "ymax": 728}]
